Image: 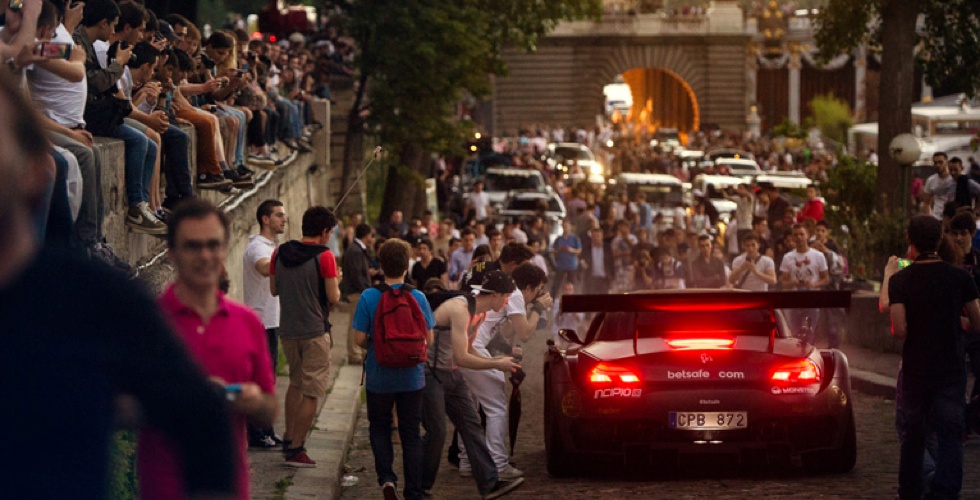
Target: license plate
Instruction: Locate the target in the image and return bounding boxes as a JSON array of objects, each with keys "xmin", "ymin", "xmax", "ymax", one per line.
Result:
[{"xmin": 669, "ymin": 411, "xmax": 748, "ymax": 430}]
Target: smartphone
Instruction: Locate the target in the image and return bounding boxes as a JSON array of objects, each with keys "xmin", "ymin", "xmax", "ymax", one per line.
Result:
[
  {"xmin": 39, "ymin": 42, "xmax": 71, "ymax": 60},
  {"xmin": 897, "ymin": 258, "xmax": 912, "ymax": 270},
  {"xmin": 225, "ymin": 383, "xmax": 242, "ymax": 401},
  {"xmin": 9, "ymin": 0, "xmax": 23, "ymax": 10}
]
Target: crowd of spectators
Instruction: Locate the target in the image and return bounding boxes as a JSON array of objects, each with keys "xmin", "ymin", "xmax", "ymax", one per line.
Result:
[{"xmin": 1, "ymin": 0, "xmax": 352, "ymax": 273}]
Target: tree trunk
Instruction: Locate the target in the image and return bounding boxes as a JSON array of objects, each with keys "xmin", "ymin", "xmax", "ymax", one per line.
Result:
[
  {"xmin": 876, "ymin": 0, "xmax": 920, "ymax": 214},
  {"xmin": 340, "ymin": 72, "xmax": 369, "ymax": 216},
  {"xmin": 379, "ymin": 142, "xmax": 429, "ymax": 224}
]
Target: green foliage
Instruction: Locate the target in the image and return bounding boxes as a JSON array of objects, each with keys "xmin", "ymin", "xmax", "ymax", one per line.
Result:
[
  {"xmin": 772, "ymin": 118, "xmax": 806, "ymax": 139},
  {"xmin": 810, "ymin": 94, "xmax": 853, "ymax": 145},
  {"xmin": 107, "ymin": 431, "xmax": 138, "ymax": 499},
  {"xmin": 815, "ymin": 0, "xmax": 980, "ymax": 96},
  {"xmin": 824, "ymin": 156, "xmax": 907, "ymax": 279},
  {"xmin": 332, "ymin": 0, "xmax": 601, "ymax": 158}
]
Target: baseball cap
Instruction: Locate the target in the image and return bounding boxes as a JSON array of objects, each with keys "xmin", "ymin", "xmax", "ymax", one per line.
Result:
[
  {"xmin": 470, "ymin": 270, "xmax": 515, "ymax": 295},
  {"xmin": 157, "ymin": 20, "xmax": 183, "ymax": 42}
]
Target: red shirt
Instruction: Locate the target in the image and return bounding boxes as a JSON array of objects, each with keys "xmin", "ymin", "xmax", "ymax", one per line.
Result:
[
  {"xmin": 798, "ymin": 198, "xmax": 825, "ymax": 222},
  {"xmin": 138, "ymin": 285, "xmax": 275, "ymax": 500}
]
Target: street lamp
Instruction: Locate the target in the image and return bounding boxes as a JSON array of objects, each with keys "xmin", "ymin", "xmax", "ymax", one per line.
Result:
[{"xmin": 888, "ymin": 133, "xmax": 921, "ymax": 214}]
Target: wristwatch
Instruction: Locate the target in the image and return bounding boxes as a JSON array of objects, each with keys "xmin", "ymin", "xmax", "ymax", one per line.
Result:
[{"xmin": 5, "ymin": 57, "xmax": 20, "ymax": 72}]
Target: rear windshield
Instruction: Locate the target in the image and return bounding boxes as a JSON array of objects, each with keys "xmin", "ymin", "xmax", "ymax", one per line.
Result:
[
  {"xmin": 554, "ymin": 147, "xmax": 592, "ymax": 161},
  {"xmin": 507, "ymin": 197, "xmax": 561, "ymax": 212},
  {"xmin": 596, "ymin": 309, "xmax": 777, "ymax": 341},
  {"xmin": 485, "ymin": 173, "xmax": 544, "ymax": 192},
  {"xmin": 627, "ymin": 184, "xmax": 684, "ymax": 206}
]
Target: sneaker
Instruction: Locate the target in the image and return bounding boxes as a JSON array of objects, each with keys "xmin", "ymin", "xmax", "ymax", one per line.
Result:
[
  {"xmin": 382, "ymin": 482, "xmax": 399, "ymax": 500},
  {"xmin": 236, "ymin": 163, "xmax": 254, "ymax": 178},
  {"xmin": 459, "ymin": 466, "xmax": 472, "ymax": 478},
  {"xmin": 497, "ymin": 465, "xmax": 523, "ymax": 480},
  {"xmin": 154, "ymin": 208, "xmax": 169, "ymax": 224},
  {"xmin": 89, "ymin": 242, "xmax": 136, "ymax": 278},
  {"xmin": 249, "ymin": 436, "xmax": 278, "ymax": 450},
  {"xmin": 482, "ymin": 478, "xmax": 525, "ymax": 500},
  {"xmin": 248, "ymin": 154, "xmax": 282, "ymax": 170},
  {"xmin": 126, "ymin": 202, "xmax": 167, "ymax": 235},
  {"xmin": 198, "ymin": 173, "xmax": 232, "ymax": 190},
  {"xmin": 223, "ymin": 169, "xmax": 255, "ymax": 189},
  {"xmin": 284, "ymin": 447, "xmax": 316, "ymax": 468},
  {"xmin": 269, "ymin": 433, "xmax": 284, "ymax": 446}
]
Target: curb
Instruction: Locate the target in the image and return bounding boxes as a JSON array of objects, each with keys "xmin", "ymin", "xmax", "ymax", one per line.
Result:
[
  {"xmin": 850, "ymin": 367, "xmax": 897, "ymax": 399},
  {"xmin": 285, "ymin": 364, "xmax": 363, "ymax": 500}
]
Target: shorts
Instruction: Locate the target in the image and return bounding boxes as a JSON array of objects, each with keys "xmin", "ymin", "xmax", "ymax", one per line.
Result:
[{"xmin": 281, "ymin": 334, "xmax": 331, "ymax": 398}]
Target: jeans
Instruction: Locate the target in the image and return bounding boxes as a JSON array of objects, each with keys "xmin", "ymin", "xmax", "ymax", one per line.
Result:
[
  {"xmin": 422, "ymin": 368, "xmax": 498, "ymax": 494},
  {"xmin": 161, "ymin": 125, "xmax": 194, "ymax": 201},
  {"xmin": 222, "ymin": 106, "xmax": 247, "ymax": 165},
  {"xmin": 249, "ymin": 327, "xmax": 280, "ymax": 442},
  {"xmin": 41, "ymin": 150, "xmax": 73, "ymax": 248},
  {"xmin": 49, "ymin": 132, "xmax": 102, "ymax": 249},
  {"xmin": 367, "ymin": 389, "xmax": 424, "ymax": 500},
  {"xmin": 898, "ymin": 379, "xmax": 966, "ymax": 500},
  {"xmin": 551, "ymin": 269, "xmax": 578, "ymax": 298},
  {"xmin": 264, "ymin": 106, "xmax": 280, "ymax": 146},
  {"xmin": 111, "ymin": 123, "xmax": 156, "ymax": 205},
  {"xmin": 459, "ymin": 368, "xmax": 509, "ymax": 471},
  {"xmin": 275, "ymin": 98, "xmax": 302, "ymax": 139}
]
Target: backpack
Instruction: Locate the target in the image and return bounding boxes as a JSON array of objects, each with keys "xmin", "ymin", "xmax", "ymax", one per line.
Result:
[{"xmin": 372, "ymin": 283, "xmax": 428, "ymax": 368}]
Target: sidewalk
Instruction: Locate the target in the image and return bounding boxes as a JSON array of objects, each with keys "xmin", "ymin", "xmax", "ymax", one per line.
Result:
[
  {"xmin": 835, "ymin": 341, "xmax": 900, "ymax": 399},
  {"xmin": 248, "ymin": 304, "xmax": 364, "ymax": 500}
]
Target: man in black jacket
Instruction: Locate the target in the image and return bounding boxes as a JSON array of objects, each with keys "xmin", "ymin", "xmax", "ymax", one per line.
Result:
[
  {"xmin": 0, "ymin": 65, "xmax": 236, "ymax": 499},
  {"xmin": 343, "ymin": 223, "xmax": 374, "ymax": 364},
  {"xmin": 581, "ymin": 226, "xmax": 614, "ymax": 294}
]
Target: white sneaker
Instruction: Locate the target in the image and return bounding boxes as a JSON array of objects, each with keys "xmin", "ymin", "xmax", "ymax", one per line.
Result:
[
  {"xmin": 498, "ymin": 465, "xmax": 523, "ymax": 480},
  {"xmin": 127, "ymin": 202, "xmax": 167, "ymax": 235}
]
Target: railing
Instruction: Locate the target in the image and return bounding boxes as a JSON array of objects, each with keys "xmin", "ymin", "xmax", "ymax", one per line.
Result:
[{"xmin": 550, "ymin": 13, "xmax": 712, "ymax": 36}]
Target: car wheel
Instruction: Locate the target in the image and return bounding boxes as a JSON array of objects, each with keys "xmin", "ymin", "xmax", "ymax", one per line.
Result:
[
  {"xmin": 803, "ymin": 407, "xmax": 857, "ymax": 474},
  {"xmin": 545, "ymin": 386, "xmax": 578, "ymax": 477}
]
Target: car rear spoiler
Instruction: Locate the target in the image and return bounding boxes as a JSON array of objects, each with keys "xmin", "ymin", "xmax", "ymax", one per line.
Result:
[{"xmin": 560, "ymin": 291, "xmax": 852, "ymax": 314}]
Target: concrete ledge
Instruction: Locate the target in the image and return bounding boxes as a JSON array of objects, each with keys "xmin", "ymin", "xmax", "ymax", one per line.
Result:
[
  {"xmin": 286, "ymin": 365, "xmax": 363, "ymax": 500},
  {"xmin": 849, "ymin": 368, "xmax": 897, "ymax": 399},
  {"xmin": 845, "ymin": 291, "xmax": 903, "ymax": 354}
]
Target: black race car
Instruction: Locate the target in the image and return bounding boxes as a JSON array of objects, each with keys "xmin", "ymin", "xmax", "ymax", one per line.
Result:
[{"xmin": 544, "ymin": 290, "xmax": 855, "ymax": 476}]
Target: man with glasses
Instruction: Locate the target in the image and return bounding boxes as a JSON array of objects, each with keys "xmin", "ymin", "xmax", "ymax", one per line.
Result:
[{"xmin": 141, "ymin": 199, "xmax": 278, "ymax": 499}]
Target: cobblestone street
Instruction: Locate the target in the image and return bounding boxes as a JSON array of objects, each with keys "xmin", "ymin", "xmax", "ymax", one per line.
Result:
[{"xmin": 341, "ymin": 336, "xmax": 980, "ymax": 499}]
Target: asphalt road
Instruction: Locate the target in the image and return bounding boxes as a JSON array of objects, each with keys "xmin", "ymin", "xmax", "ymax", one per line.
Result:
[{"xmin": 341, "ymin": 332, "xmax": 980, "ymax": 499}]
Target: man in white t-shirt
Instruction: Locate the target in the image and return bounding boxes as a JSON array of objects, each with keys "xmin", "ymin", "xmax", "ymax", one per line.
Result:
[
  {"xmin": 729, "ymin": 233, "xmax": 776, "ymax": 291},
  {"xmin": 465, "ymin": 180, "xmax": 492, "ymax": 222},
  {"xmin": 25, "ymin": 9, "xmax": 107, "ymax": 254},
  {"xmin": 459, "ymin": 263, "xmax": 551, "ymax": 481},
  {"xmin": 923, "ymin": 152, "xmax": 954, "ymax": 220},
  {"xmin": 778, "ymin": 224, "xmax": 829, "ymax": 344},
  {"xmin": 243, "ymin": 199, "xmax": 287, "ymax": 448}
]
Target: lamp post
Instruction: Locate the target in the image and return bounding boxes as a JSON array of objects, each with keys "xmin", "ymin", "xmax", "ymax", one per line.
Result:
[{"xmin": 888, "ymin": 133, "xmax": 921, "ymax": 215}]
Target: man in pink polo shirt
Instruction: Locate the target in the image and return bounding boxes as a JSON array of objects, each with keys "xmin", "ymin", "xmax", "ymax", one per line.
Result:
[{"xmin": 138, "ymin": 199, "xmax": 279, "ymax": 500}]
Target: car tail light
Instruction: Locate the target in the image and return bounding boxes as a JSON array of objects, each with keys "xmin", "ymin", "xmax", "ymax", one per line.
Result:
[
  {"xmin": 771, "ymin": 359, "xmax": 821, "ymax": 384},
  {"xmin": 666, "ymin": 338, "xmax": 735, "ymax": 350},
  {"xmin": 589, "ymin": 363, "xmax": 641, "ymax": 384}
]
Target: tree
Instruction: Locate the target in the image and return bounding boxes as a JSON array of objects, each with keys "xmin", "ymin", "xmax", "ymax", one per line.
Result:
[
  {"xmin": 330, "ymin": 0, "xmax": 601, "ymax": 222},
  {"xmin": 810, "ymin": 94, "xmax": 852, "ymax": 145},
  {"xmin": 814, "ymin": 0, "xmax": 980, "ymax": 214}
]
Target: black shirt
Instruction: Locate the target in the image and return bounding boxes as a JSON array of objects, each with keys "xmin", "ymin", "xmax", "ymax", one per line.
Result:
[
  {"xmin": 411, "ymin": 257, "xmax": 447, "ymax": 287},
  {"xmin": 889, "ymin": 261, "xmax": 980, "ymax": 389},
  {"xmin": 0, "ymin": 249, "xmax": 235, "ymax": 499}
]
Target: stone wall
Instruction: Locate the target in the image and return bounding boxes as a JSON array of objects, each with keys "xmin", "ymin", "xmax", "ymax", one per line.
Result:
[{"xmin": 94, "ymin": 100, "xmax": 336, "ymax": 300}]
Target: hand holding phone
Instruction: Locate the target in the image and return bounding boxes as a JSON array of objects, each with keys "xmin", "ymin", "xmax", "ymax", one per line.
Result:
[{"xmin": 40, "ymin": 42, "xmax": 71, "ymax": 60}]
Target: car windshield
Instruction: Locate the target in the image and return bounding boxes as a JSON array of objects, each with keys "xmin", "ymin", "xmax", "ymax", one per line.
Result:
[
  {"xmin": 485, "ymin": 173, "xmax": 544, "ymax": 192},
  {"xmin": 507, "ymin": 197, "xmax": 561, "ymax": 212},
  {"xmin": 554, "ymin": 147, "xmax": 592, "ymax": 161},
  {"xmin": 595, "ymin": 309, "xmax": 777, "ymax": 341},
  {"xmin": 628, "ymin": 184, "xmax": 684, "ymax": 206}
]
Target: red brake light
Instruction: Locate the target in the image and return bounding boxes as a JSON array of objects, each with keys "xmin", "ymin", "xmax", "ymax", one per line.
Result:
[
  {"xmin": 589, "ymin": 363, "xmax": 641, "ymax": 384},
  {"xmin": 666, "ymin": 338, "xmax": 735, "ymax": 350},
  {"xmin": 771, "ymin": 359, "xmax": 821, "ymax": 384}
]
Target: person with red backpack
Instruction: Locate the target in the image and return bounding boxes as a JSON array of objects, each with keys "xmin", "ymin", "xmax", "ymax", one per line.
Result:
[{"xmin": 353, "ymin": 238, "xmax": 435, "ymax": 500}]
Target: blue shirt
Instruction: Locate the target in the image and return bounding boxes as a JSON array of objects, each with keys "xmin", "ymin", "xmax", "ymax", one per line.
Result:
[
  {"xmin": 353, "ymin": 284, "xmax": 436, "ymax": 393},
  {"xmin": 552, "ymin": 234, "xmax": 581, "ymax": 271}
]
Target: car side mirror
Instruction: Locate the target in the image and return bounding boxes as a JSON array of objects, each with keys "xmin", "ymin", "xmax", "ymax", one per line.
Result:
[{"xmin": 559, "ymin": 329, "xmax": 584, "ymax": 345}]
